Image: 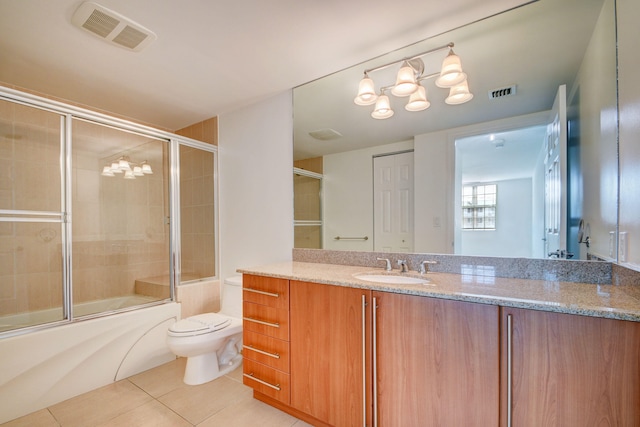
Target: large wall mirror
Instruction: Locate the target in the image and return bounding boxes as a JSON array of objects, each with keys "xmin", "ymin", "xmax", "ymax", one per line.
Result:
[{"xmin": 293, "ymin": 0, "xmax": 618, "ymax": 261}]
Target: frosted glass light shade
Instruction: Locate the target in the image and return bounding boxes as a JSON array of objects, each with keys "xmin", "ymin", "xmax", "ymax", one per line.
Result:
[
  {"xmin": 133, "ymin": 166, "xmax": 144, "ymax": 176},
  {"xmin": 435, "ymin": 50, "xmax": 467, "ymax": 88},
  {"xmin": 405, "ymin": 85, "xmax": 430, "ymax": 112},
  {"xmin": 141, "ymin": 163, "xmax": 153, "ymax": 174},
  {"xmin": 445, "ymin": 80, "xmax": 474, "ymax": 105},
  {"xmin": 391, "ymin": 62, "xmax": 418, "ymax": 96},
  {"xmin": 371, "ymin": 94, "xmax": 394, "ymax": 119},
  {"xmin": 124, "ymin": 170, "xmax": 136, "ymax": 179},
  {"xmin": 354, "ymin": 76, "xmax": 378, "ymax": 105}
]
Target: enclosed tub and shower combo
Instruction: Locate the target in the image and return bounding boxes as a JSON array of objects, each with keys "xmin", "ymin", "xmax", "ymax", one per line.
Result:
[{"xmin": 0, "ymin": 87, "xmax": 221, "ymax": 423}]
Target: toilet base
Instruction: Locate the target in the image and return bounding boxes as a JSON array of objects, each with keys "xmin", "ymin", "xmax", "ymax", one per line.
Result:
[
  {"xmin": 183, "ymin": 352, "xmax": 243, "ymax": 385},
  {"xmin": 182, "ymin": 334, "xmax": 243, "ymax": 385}
]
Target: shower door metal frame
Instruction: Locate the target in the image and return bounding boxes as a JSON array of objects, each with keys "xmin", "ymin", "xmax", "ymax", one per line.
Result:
[{"xmin": 0, "ymin": 86, "xmax": 219, "ymax": 337}]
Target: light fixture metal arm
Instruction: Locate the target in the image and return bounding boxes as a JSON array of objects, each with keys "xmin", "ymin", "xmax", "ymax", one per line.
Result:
[{"xmin": 363, "ymin": 42, "xmax": 454, "ymax": 75}]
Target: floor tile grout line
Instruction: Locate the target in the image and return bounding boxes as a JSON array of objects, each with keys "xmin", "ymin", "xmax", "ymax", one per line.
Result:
[{"xmin": 125, "ymin": 378, "xmax": 196, "ymax": 426}]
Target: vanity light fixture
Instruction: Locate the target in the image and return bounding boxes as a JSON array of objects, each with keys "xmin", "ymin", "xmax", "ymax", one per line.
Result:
[
  {"xmin": 354, "ymin": 42, "xmax": 473, "ymax": 119},
  {"xmin": 101, "ymin": 156, "xmax": 153, "ymax": 179}
]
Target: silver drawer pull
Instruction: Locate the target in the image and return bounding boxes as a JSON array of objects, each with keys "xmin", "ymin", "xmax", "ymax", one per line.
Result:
[
  {"xmin": 243, "ymin": 317, "xmax": 280, "ymax": 328},
  {"xmin": 243, "ymin": 372, "xmax": 281, "ymax": 391},
  {"xmin": 244, "ymin": 287, "xmax": 280, "ymax": 298},
  {"xmin": 245, "ymin": 344, "xmax": 281, "ymax": 359}
]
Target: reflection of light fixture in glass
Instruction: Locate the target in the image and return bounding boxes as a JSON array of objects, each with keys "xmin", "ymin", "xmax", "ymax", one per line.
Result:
[
  {"xmin": 102, "ymin": 156, "xmax": 152, "ymax": 179},
  {"xmin": 140, "ymin": 161, "xmax": 153, "ymax": 174},
  {"xmin": 445, "ymin": 80, "xmax": 474, "ymax": 105},
  {"xmin": 405, "ymin": 84, "xmax": 430, "ymax": 112},
  {"xmin": 118, "ymin": 158, "xmax": 131, "ymax": 171},
  {"xmin": 111, "ymin": 161, "xmax": 123, "ymax": 173},
  {"xmin": 101, "ymin": 166, "xmax": 115, "ymax": 176},
  {"xmin": 371, "ymin": 91, "xmax": 394, "ymax": 119},
  {"xmin": 354, "ymin": 42, "xmax": 472, "ymax": 119}
]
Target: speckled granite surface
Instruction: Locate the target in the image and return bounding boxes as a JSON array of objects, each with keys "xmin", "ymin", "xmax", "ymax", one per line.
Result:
[
  {"xmin": 238, "ymin": 261, "xmax": 640, "ymax": 322},
  {"xmin": 292, "ymin": 249, "xmax": 613, "ymax": 284}
]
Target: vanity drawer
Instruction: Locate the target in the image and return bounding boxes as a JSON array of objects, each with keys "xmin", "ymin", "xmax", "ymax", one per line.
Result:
[
  {"xmin": 243, "ymin": 359, "xmax": 290, "ymax": 405},
  {"xmin": 243, "ymin": 330, "xmax": 290, "ymax": 373},
  {"xmin": 243, "ymin": 274, "xmax": 289, "ymax": 309},
  {"xmin": 243, "ymin": 301, "xmax": 289, "ymax": 341}
]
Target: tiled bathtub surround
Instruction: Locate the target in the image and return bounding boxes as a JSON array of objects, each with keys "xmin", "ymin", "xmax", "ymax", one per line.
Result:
[{"xmin": 293, "ymin": 249, "xmax": 614, "ymax": 284}]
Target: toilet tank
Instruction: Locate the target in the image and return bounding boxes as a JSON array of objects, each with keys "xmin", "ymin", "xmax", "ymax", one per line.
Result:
[{"xmin": 220, "ymin": 276, "xmax": 242, "ymax": 318}]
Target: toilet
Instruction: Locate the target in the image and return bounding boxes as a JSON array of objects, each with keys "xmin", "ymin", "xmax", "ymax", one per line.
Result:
[{"xmin": 167, "ymin": 276, "xmax": 243, "ymax": 385}]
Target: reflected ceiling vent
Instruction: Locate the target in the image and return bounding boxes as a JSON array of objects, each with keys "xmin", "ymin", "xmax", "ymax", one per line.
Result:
[
  {"xmin": 308, "ymin": 128, "xmax": 343, "ymax": 141},
  {"xmin": 71, "ymin": 2, "xmax": 156, "ymax": 52},
  {"xmin": 488, "ymin": 85, "xmax": 517, "ymax": 99}
]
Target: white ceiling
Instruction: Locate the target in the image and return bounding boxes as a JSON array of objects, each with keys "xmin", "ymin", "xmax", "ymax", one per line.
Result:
[
  {"xmin": 456, "ymin": 126, "xmax": 547, "ymax": 183},
  {"xmin": 0, "ymin": 0, "xmax": 530, "ymax": 131},
  {"xmin": 293, "ymin": 0, "xmax": 606, "ymax": 160}
]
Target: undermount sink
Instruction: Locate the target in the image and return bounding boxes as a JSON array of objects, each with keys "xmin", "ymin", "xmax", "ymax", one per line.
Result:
[{"xmin": 353, "ymin": 273, "xmax": 429, "ymax": 285}]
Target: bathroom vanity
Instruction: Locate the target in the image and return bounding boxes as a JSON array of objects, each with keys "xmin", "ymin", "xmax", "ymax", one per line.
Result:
[{"xmin": 238, "ymin": 261, "xmax": 640, "ymax": 427}]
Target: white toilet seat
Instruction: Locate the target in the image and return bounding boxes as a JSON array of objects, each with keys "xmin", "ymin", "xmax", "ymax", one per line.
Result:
[{"xmin": 168, "ymin": 313, "xmax": 232, "ymax": 337}]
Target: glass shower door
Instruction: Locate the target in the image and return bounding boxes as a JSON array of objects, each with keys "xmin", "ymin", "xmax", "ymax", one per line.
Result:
[
  {"xmin": 0, "ymin": 99, "xmax": 66, "ymax": 332},
  {"xmin": 293, "ymin": 168, "xmax": 323, "ymax": 248},
  {"xmin": 179, "ymin": 144, "xmax": 216, "ymax": 283},
  {"xmin": 71, "ymin": 119, "xmax": 170, "ymax": 317}
]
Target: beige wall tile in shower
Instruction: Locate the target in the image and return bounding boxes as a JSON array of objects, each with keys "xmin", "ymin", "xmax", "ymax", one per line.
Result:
[{"xmin": 175, "ymin": 280, "xmax": 220, "ymax": 318}]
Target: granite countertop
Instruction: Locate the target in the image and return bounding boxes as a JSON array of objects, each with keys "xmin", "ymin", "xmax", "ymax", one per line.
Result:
[{"xmin": 238, "ymin": 261, "xmax": 640, "ymax": 322}]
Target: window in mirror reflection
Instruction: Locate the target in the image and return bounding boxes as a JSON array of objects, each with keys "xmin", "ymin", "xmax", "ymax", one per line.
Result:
[{"xmin": 462, "ymin": 184, "xmax": 497, "ymax": 230}]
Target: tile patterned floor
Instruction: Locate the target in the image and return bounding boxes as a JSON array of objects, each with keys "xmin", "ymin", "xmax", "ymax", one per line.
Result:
[{"xmin": 2, "ymin": 359, "xmax": 312, "ymax": 427}]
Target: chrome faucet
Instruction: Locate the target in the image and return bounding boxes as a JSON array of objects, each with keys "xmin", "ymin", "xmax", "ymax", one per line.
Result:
[
  {"xmin": 397, "ymin": 259, "xmax": 409, "ymax": 273},
  {"xmin": 377, "ymin": 257, "xmax": 392, "ymax": 271},
  {"xmin": 419, "ymin": 260, "xmax": 437, "ymax": 274}
]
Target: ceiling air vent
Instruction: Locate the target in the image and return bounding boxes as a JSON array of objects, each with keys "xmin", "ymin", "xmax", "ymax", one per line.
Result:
[
  {"xmin": 308, "ymin": 128, "xmax": 343, "ymax": 141},
  {"xmin": 71, "ymin": 2, "xmax": 156, "ymax": 52},
  {"xmin": 488, "ymin": 85, "xmax": 517, "ymax": 99}
]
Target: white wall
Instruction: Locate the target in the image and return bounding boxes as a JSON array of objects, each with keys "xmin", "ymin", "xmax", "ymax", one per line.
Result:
[
  {"xmin": 456, "ymin": 178, "xmax": 533, "ymax": 257},
  {"xmin": 323, "ymin": 140, "xmax": 413, "ymax": 251},
  {"xmin": 414, "ymin": 130, "xmax": 454, "ymax": 253},
  {"xmin": 218, "ymin": 91, "xmax": 294, "ymax": 281},
  {"xmin": 617, "ymin": 0, "xmax": 640, "ymax": 269}
]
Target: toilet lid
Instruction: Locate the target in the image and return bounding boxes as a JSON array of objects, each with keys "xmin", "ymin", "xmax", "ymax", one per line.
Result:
[{"xmin": 168, "ymin": 313, "xmax": 232, "ymax": 337}]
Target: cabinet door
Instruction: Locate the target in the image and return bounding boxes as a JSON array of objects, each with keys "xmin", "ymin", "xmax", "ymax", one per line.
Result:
[
  {"xmin": 374, "ymin": 292, "xmax": 499, "ymax": 427},
  {"xmin": 501, "ymin": 307, "xmax": 640, "ymax": 426},
  {"xmin": 290, "ymin": 281, "xmax": 371, "ymax": 427}
]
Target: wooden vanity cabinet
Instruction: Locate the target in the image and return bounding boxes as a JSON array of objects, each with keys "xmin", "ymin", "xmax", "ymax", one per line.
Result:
[
  {"xmin": 242, "ymin": 274, "xmax": 291, "ymax": 404},
  {"xmin": 373, "ymin": 291, "xmax": 500, "ymax": 426},
  {"xmin": 288, "ymin": 280, "xmax": 499, "ymax": 427},
  {"xmin": 500, "ymin": 307, "xmax": 640, "ymax": 427},
  {"xmin": 290, "ymin": 280, "xmax": 372, "ymax": 427}
]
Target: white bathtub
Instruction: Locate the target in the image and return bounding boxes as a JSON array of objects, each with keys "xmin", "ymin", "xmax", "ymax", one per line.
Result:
[{"xmin": 0, "ymin": 298, "xmax": 180, "ymax": 424}]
